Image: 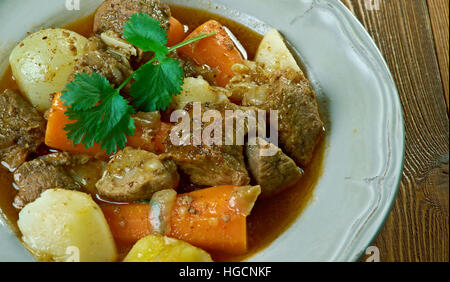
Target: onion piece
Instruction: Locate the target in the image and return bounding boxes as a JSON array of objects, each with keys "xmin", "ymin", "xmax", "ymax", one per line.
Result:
[
  {"xmin": 100, "ymin": 31, "xmax": 137, "ymax": 59},
  {"xmin": 149, "ymin": 189, "xmax": 178, "ymax": 235},
  {"xmin": 228, "ymin": 185, "xmax": 261, "ymax": 216},
  {"xmin": 223, "ymin": 26, "xmax": 248, "ymax": 60}
]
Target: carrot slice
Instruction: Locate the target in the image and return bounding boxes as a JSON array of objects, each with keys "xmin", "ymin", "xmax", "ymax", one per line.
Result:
[
  {"xmin": 169, "ymin": 185, "xmax": 260, "ymax": 255},
  {"xmin": 100, "ymin": 203, "xmax": 152, "ymax": 245},
  {"xmin": 177, "ymin": 20, "xmax": 244, "ymax": 87},
  {"xmin": 167, "ymin": 17, "xmax": 186, "ymax": 47}
]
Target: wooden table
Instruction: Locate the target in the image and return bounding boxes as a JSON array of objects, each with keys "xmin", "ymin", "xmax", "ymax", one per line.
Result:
[{"xmin": 340, "ymin": 0, "xmax": 449, "ymax": 262}]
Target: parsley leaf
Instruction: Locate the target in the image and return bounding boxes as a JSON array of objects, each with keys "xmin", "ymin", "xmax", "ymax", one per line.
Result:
[
  {"xmin": 61, "ymin": 72, "xmax": 111, "ymax": 111},
  {"xmin": 62, "ymin": 73, "xmax": 135, "ymax": 154},
  {"xmin": 123, "ymin": 13, "xmax": 169, "ymax": 60},
  {"xmin": 94, "ymin": 94, "xmax": 136, "ymax": 152},
  {"xmin": 130, "ymin": 57, "xmax": 184, "ymax": 112}
]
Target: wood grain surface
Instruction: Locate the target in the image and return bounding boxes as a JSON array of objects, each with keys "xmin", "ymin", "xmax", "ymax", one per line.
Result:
[{"xmin": 340, "ymin": 0, "xmax": 449, "ymax": 262}]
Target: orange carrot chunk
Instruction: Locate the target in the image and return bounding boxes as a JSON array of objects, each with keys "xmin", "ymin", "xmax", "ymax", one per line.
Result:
[
  {"xmin": 169, "ymin": 185, "xmax": 261, "ymax": 255},
  {"xmin": 100, "ymin": 203, "xmax": 152, "ymax": 245},
  {"xmin": 177, "ymin": 20, "xmax": 244, "ymax": 87},
  {"xmin": 167, "ymin": 17, "xmax": 186, "ymax": 47}
]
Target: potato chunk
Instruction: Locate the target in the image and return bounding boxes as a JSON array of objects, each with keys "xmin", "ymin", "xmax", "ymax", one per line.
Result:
[
  {"xmin": 124, "ymin": 235, "xmax": 213, "ymax": 262},
  {"xmin": 17, "ymin": 189, "xmax": 117, "ymax": 262},
  {"xmin": 9, "ymin": 29, "xmax": 88, "ymax": 111},
  {"xmin": 255, "ymin": 28, "xmax": 301, "ymax": 72}
]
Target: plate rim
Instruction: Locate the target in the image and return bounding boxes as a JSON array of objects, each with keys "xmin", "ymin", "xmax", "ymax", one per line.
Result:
[{"xmin": 327, "ymin": 0, "xmax": 405, "ymax": 261}]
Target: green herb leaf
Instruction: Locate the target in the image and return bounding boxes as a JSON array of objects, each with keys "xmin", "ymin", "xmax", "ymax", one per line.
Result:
[
  {"xmin": 62, "ymin": 73, "xmax": 135, "ymax": 154},
  {"xmin": 61, "ymin": 72, "xmax": 112, "ymax": 111},
  {"xmin": 130, "ymin": 57, "xmax": 184, "ymax": 112},
  {"xmin": 94, "ymin": 94, "xmax": 136, "ymax": 152},
  {"xmin": 123, "ymin": 13, "xmax": 169, "ymax": 60}
]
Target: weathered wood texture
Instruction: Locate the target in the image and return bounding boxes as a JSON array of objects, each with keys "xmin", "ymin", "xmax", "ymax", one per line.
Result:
[
  {"xmin": 340, "ymin": 0, "xmax": 449, "ymax": 262},
  {"xmin": 427, "ymin": 0, "xmax": 449, "ymax": 110}
]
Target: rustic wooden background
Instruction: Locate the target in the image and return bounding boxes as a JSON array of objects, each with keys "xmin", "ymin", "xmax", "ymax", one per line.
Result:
[{"xmin": 340, "ymin": 0, "xmax": 449, "ymax": 262}]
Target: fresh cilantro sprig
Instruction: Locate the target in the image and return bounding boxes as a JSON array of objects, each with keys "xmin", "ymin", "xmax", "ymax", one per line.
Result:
[
  {"xmin": 62, "ymin": 73, "xmax": 136, "ymax": 152},
  {"xmin": 61, "ymin": 13, "xmax": 215, "ymax": 154}
]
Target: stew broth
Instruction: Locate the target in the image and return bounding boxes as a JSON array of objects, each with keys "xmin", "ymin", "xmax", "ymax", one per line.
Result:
[{"xmin": 0, "ymin": 5, "xmax": 325, "ymax": 261}]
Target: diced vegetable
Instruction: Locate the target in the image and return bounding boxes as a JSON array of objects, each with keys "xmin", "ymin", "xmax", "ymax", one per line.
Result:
[
  {"xmin": 45, "ymin": 93, "xmax": 107, "ymax": 156},
  {"xmin": 100, "ymin": 203, "xmax": 152, "ymax": 246},
  {"xmin": 177, "ymin": 20, "xmax": 244, "ymax": 87},
  {"xmin": 100, "ymin": 185, "xmax": 261, "ymax": 255},
  {"xmin": 9, "ymin": 29, "xmax": 89, "ymax": 112},
  {"xmin": 149, "ymin": 189, "xmax": 178, "ymax": 235},
  {"xmin": 167, "ymin": 17, "xmax": 186, "ymax": 47},
  {"xmin": 254, "ymin": 28, "xmax": 301, "ymax": 72},
  {"xmin": 17, "ymin": 189, "xmax": 117, "ymax": 262},
  {"xmin": 171, "ymin": 76, "xmax": 230, "ymax": 110},
  {"xmin": 100, "ymin": 30, "xmax": 137, "ymax": 59},
  {"xmin": 169, "ymin": 185, "xmax": 261, "ymax": 255},
  {"xmin": 123, "ymin": 234, "xmax": 213, "ymax": 262}
]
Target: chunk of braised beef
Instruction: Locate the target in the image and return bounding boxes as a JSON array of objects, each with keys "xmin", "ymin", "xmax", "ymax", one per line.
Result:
[
  {"xmin": 162, "ymin": 101, "xmax": 251, "ymax": 187},
  {"xmin": 246, "ymin": 137, "xmax": 303, "ymax": 198},
  {"xmin": 13, "ymin": 153, "xmax": 107, "ymax": 209},
  {"xmin": 93, "ymin": 0, "xmax": 171, "ymax": 35},
  {"xmin": 0, "ymin": 90, "xmax": 46, "ymax": 170},
  {"xmin": 95, "ymin": 147, "xmax": 179, "ymax": 202},
  {"xmin": 13, "ymin": 153, "xmax": 79, "ymax": 209},
  {"xmin": 229, "ymin": 62, "xmax": 325, "ymax": 166},
  {"xmin": 69, "ymin": 36, "xmax": 133, "ymax": 89}
]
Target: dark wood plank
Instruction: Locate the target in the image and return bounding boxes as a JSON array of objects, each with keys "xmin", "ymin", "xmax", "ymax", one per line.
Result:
[
  {"xmin": 340, "ymin": 0, "xmax": 449, "ymax": 262},
  {"xmin": 427, "ymin": 0, "xmax": 449, "ymax": 111}
]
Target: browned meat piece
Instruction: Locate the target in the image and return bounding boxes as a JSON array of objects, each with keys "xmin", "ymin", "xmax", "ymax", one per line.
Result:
[
  {"xmin": 0, "ymin": 90, "xmax": 46, "ymax": 170},
  {"xmin": 96, "ymin": 147, "xmax": 179, "ymax": 202},
  {"xmin": 94, "ymin": 0, "xmax": 171, "ymax": 35},
  {"xmin": 66, "ymin": 154, "xmax": 107, "ymax": 196},
  {"xmin": 162, "ymin": 101, "xmax": 251, "ymax": 187},
  {"xmin": 265, "ymin": 69, "xmax": 324, "ymax": 166},
  {"xmin": 246, "ymin": 137, "xmax": 303, "ymax": 197},
  {"xmin": 13, "ymin": 153, "xmax": 106, "ymax": 209},
  {"xmin": 69, "ymin": 36, "xmax": 133, "ymax": 88},
  {"xmin": 13, "ymin": 153, "xmax": 80, "ymax": 209},
  {"xmin": 229, "ymin": 62, "xmax": 325, "ymax": 166},
  {"xmin": 164, "ymin": 143, "xmax": 250, "ymax": 187}
]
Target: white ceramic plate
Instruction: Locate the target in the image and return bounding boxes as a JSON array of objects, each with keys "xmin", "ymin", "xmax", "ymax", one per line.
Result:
[{"xmin": 0, "ymin": 0, "xmax": 404, "ymax": 262}]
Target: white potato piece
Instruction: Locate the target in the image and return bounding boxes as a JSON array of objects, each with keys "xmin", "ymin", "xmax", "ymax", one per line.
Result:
[
  {"xmin": 172, "ymin": 76, "xmax": 230, "ymax": 110},
  {"xmin": 17, "ymin": 189, "xmax": 117, "ymax": 262},
  {"xmin": 9, "ymin": 28, "xmax": 89, "ymax": 111},
  {"xmin": 255, "ymin": 28, "xmax": 301, "ymax": 72}
]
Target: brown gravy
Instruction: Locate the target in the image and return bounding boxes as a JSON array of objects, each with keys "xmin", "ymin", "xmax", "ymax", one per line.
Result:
[{"xmin": 0, "ymin": 5, "xmax": 325, "ymax": 262}]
